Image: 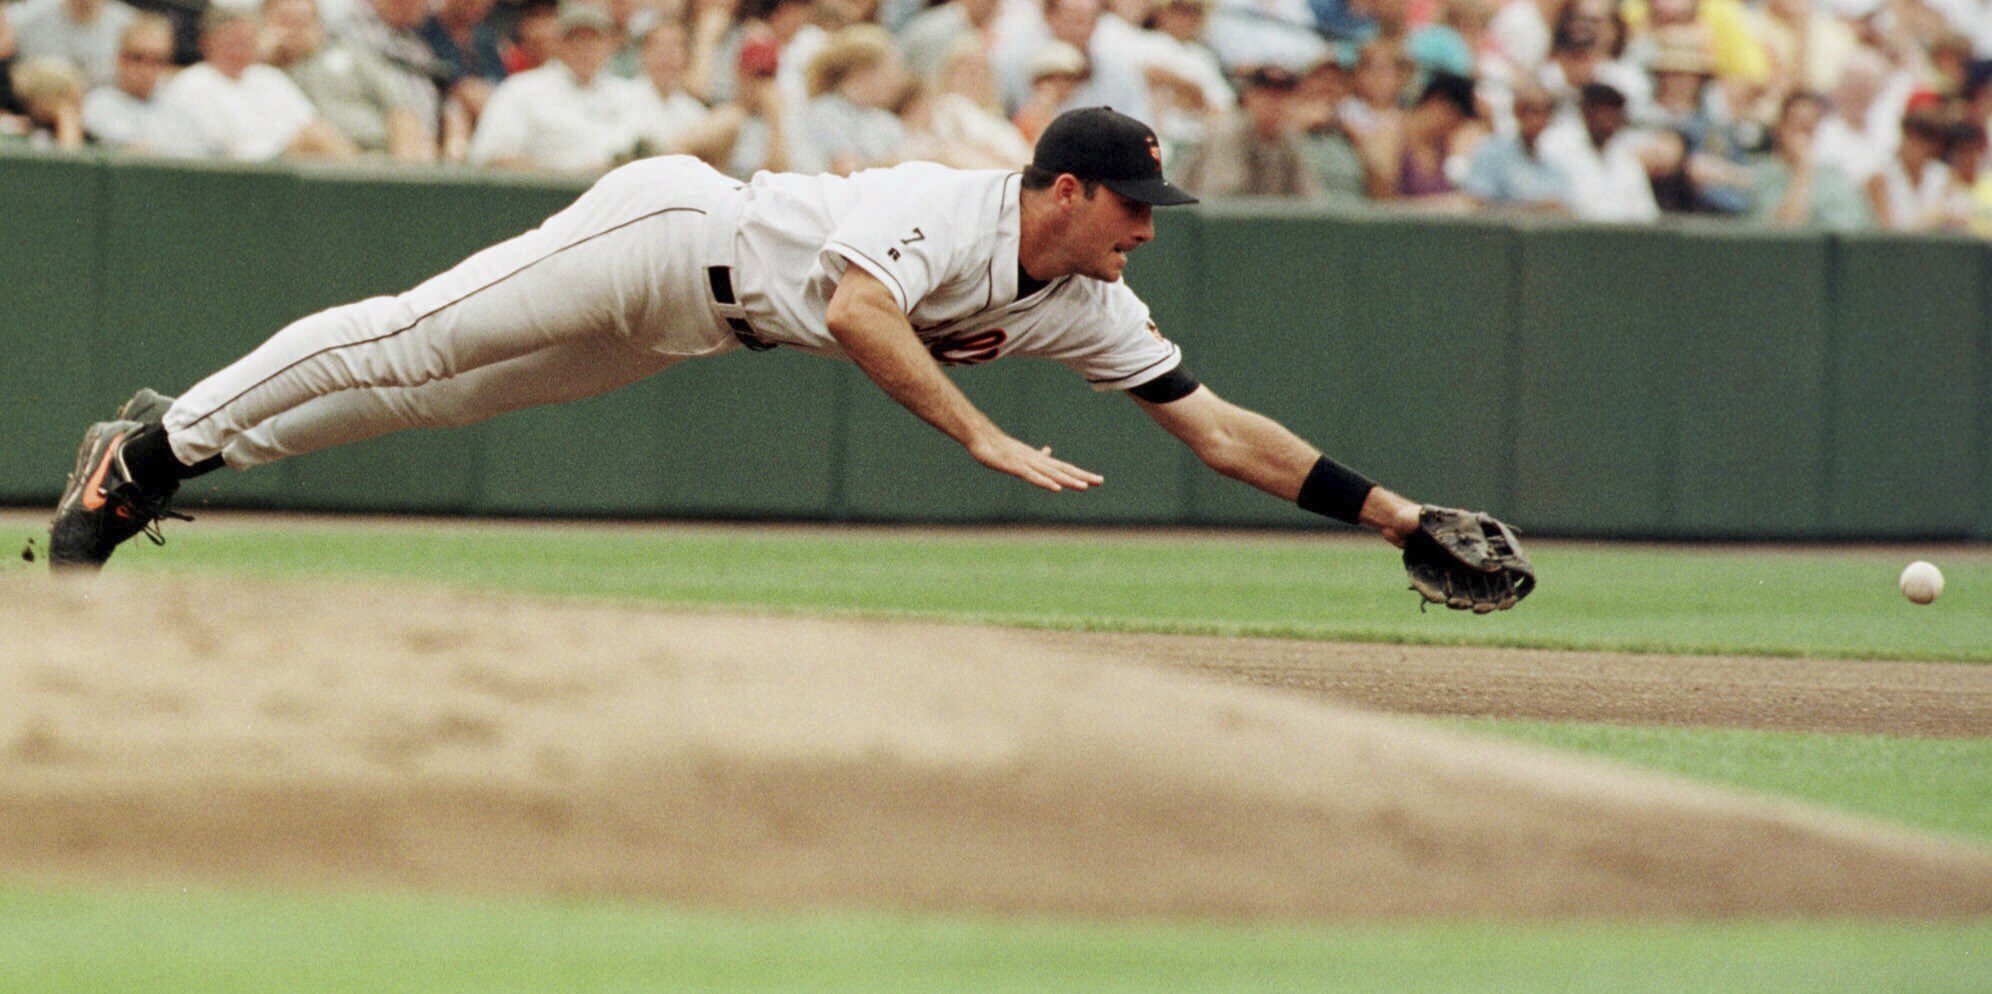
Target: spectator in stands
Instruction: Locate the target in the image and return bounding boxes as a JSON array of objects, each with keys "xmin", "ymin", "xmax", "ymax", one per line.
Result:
[
  {"xmin": 419, "ymin": 0, "xmax": 508, "ymax": 129},
  {"xmin": 1812, "ymin": 45, "xmax": 1903, "ymax": 186},
  {"xmin": 921, "ymin": 31, "xmax": 1033, "ymax": 167},
  {"xmin": 1134, "ymin": 0, "xmax": 1233, "ymax": 165},
  {"xmin": 1011, "ymin": 39, "xmax": 1084, "ymax": 144},
  {"xmin": 502, "ymin": 0, "xmax": 560, "ymax": 75},
  {"xmin": 680, "ymin": 0, "xmax": 733, "ymax": 100},
  {"xmin": 1484, "ymin": 0, "xmax": 1555, "ymax": 88},
  {"xmin": 601, "ymin": 0, "xmax": 648, "ymax": 78},
  {"xmin": 468, "ymin": 1, "xmax": 637, "ymax": 173},
  {"xmin": 1623, "ymin": 0, "xmax": 1770, "ymax": 94},
  {"xmin": 1406, "ymin": 0, "xmax": 1491, "ymax": 82},
  {"xmin": 151, "ymin": 7, "xmax": 356, "ymax": 160},
  {"xmin": 1940, "ymin": 116, "xmax": 1991, "ymax": 235},
  {"xmin": 0, "ymin": 3, "xmax": 24, "ymax": 131},
  {"xmin": 628, "ymin": 15, "xmax": 712, "ymax": 157},
  {"xmin": 1923, "ymin": 30, "xmax": 1973, "ymax": 99},
  {"xmin": 993, "ymin": 0, "xmax": 1152, "ymax": 123},
  {"xmin": 706, "ymin": 0, "xmax": 816, "ymax": 110},
  {"xmin": 342, "ymin": 0, "xmax": 451, "ymax": 149},
  {"xmin": 1537, "ymin": 80, "xmax": 1659, "ymax": 221},
  {"xmin": 9, "ymin": 54, "xmax": 87, "ymax": 147},
  {"xmin": 1460, "ymin": 80, "xmax": 1571, "ymax": 211},
  {"xmin": 1374, "ymin": 69, "xmax": 1482, "ymax": 206},
  {"xmin": 80, "ymin": 10, "xmax": 174, "ymax": 150},
  {"xmin": 1291, "ymin": 55, "xmax": 1368, "ymax": 202},
  {"xmin": 1339, "ymin": 38, "xmax": 1408, "ymax": 145},
  {"xmin": 1641, "ymin": 28, "xmax": 1749, "ymax": 213},
  {"xmin": 1746, "ymin": 90, "xmax": 1870, "ymax": 229},
  {"xmin": 1538, "ymin": 4, "xmax": 1647, "ymax": 122},
  {"xmin": 263, "ymin": 0, "xmax": 436, "ymax": 162},
  {"xmin": 800, "ymin": 23, "xmax": 907, "ymax": 173},
  {"xmin": 1177, "ymin": 64, "xmax": 1317, "ymax": 197},
  {"xmin": 1750, "ymin": 0, "xmax": 1858, "ymax": 101},
  {"xmin": 897, "ymin": 0, "xmax": 1000, "ymax": 82},
  {"xmin": 1200, "ymin": 0, "xmax": 1331, "ymax": 74},
  {"xmin": 1867, "ymin": 106, "xmax": 1954, "ymax": 230},
  {"xmin": 701, "ymin": 33, "xmax": 817, "ymax": 177},
  {"xmin": 10, "ymin": 0, "xmax": 138, "ymax": 87}
]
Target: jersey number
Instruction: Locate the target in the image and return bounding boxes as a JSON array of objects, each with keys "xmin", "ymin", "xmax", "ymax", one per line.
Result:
[{"xmin": 927, "ymin": 328, "xmax": 1007, "ymax": 366}]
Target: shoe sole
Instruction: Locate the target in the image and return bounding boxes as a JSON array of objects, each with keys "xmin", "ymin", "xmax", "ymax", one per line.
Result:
[{"xmin": 48, "ymin": 420, "xmax": 141, "ymax": 571}]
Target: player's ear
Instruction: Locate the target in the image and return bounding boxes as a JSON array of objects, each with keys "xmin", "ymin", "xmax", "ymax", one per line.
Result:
[{"xmin": 1052, "ymin": 172, "xmax": 1087, "ymax": 205}]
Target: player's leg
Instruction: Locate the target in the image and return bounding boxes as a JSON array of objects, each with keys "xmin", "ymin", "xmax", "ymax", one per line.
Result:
[
  {"xmin": 162, "ymin": 208, "xmax": 728, "ymax": 470},
  {"xmin": 207, "ymin": 331, "xmax": 681, "ymax": 465},
  {"xmin": 50, "ymin": 161, "xmax": 735, "ymax": 568}
]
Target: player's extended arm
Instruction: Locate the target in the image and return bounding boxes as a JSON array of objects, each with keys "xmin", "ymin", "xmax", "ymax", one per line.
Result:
[
  {"xmin": 1134, "ymin": 384, "xmax": 1422, "ymax": 544},
  {"xmin": 825, "ymin": 268, "xmax": 1104, "ymax": 492}
]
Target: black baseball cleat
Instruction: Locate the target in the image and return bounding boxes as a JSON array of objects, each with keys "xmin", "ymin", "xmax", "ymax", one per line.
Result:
[
  {"xmin": 116, "ymin": 388, "xmax": 176, "ymax": 425},
  {"xmin": 48, "ymin": 419, "xmax": 191, "ymax": 571}
]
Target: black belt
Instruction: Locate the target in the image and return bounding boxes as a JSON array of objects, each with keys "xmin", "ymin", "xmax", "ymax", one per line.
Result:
[{"xmin": 706, "ymin": 266, "xmax": 776, "ymax": 351}]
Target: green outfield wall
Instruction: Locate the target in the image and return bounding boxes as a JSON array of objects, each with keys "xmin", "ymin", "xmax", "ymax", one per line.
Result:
[{"xmin": 4, "ymin": 150, "xmax": 1987, "ymax": 538}]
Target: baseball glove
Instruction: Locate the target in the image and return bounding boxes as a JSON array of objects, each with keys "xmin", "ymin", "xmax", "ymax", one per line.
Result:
[{"xmin": 1402, "ymin": 505, "xmax": 1536, "ymax": 613}]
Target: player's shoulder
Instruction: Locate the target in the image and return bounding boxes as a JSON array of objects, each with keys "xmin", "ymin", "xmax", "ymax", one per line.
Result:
[
  {"xmin": 849, "ymin": 162, "xmax": 1016, "ymax": 199},
  {"xmin": 838, "ymin": 164, "xmax": 1020, "ymax": 238}
]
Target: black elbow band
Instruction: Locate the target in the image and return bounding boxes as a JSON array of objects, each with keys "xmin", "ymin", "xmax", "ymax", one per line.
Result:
[
  {"xmin": 1296, "ymin": 455, "xmax": 1376, "ymax": 525},
  {"xmin": 1128, "ymin": 364, "xmax": 1200, "ymax": 404}
]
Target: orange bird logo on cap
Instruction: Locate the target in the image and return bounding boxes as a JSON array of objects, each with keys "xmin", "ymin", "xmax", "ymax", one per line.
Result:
[{"xmin": 1146, "ymin": 135, "xmax": 1161, "ymax": 165}]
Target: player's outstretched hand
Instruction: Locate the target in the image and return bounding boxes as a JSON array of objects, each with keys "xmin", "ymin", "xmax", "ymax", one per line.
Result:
[{"xmin": 971, "ymin": 436, "xmax": 1104, "ymax": 492}]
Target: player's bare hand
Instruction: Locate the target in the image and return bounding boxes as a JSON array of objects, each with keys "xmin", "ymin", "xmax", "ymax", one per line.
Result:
[
  {"xmin": 1363, "ymin": 489, "xmax": 1424, "ymax": 548},
  {"xmin": 972, "ymin": 437, "xmax": 1104, "ymax": 492}
]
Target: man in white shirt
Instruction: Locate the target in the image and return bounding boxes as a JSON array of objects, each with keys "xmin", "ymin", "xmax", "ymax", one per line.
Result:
[
  {"xmin": 78, "ymin": 10, "xmax": 174, "ymax": 149},
  {"xmin": 1537, "ymin": 81, "xmax": 1659, "ymax": 222},
  {"xmin": 1810, "ymin": 45, "xmax": 1901, "ymax": 187},
  {"xmin": 10, "ymin": 0, "xmax": 137, "ymax": 86},
  {"xmin": 467, "ymin": 1, "xmax": 640, "ymax": 173},
  {"xmin": 150, "ymin": 6, "xmax": 356, "ymax": 160},
  {"xmin": 54, "ymin": 108, "xmax": 1449, "ymax": 578}
]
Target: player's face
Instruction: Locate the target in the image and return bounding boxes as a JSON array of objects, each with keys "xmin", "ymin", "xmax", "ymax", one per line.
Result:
[{"xmin": 1071, "ymin": 184, "xmax": 1153, "ymax": 282}]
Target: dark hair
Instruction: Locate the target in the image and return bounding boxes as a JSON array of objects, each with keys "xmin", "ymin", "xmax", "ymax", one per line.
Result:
[
  {"xmin": 1947, "ymin": 118, "xmax": 1987, "ymax": 155},
  {"xmin": 1551, "ymin": 0, "xmax": 1626, "ymax": 58},
  {"xmin": 1579, "ymin": 81, "xmax": 1626, "ymax": 109},
  {"xmin": 1020, "ymin": 163, "xmax": 1101, "ymax": 195},
  {"xmin": 1417, "ymin": 71, "xmax": 1476, "ymax": 118},
  {"xmin": 738, "ymin": 0, "xmax": 809, "ymax": 23},
  {"xmin": 1902, "ymin": 108, "xmax": 1949, "ymax": 144}
]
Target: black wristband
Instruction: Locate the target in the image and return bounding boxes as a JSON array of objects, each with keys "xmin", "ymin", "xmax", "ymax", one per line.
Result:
[{"xmin": 1295, "ymin": 455, "xmax": 1375, "ymax": 525}]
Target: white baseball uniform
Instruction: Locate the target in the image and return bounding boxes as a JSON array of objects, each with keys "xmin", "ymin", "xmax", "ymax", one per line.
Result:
[{"xmin": 163, "ymin": 155, "xmax": 1185, "ymax": 471}]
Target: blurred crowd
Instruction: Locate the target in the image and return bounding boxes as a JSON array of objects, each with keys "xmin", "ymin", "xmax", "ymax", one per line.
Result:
[{"xmin": 3, "ymin": 0, "xmax": 1990, "ymax": 233}]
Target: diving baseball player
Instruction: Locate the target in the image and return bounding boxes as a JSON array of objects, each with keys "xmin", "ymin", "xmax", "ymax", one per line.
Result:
[{"xmin": 49, "ymin": 106, "xmax": 1534, "ymax": 610}]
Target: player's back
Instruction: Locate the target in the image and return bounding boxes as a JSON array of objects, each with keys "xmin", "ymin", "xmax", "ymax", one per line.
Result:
[{"xmin": 738, "ymin": 160, "xmax": 1007, "ymax": 243}]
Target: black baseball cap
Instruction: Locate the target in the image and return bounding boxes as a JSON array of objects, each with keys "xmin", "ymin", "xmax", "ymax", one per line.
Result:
[{"xmin": 1031, "ymin": 106, "xmax": 1198, "ymax": 206}]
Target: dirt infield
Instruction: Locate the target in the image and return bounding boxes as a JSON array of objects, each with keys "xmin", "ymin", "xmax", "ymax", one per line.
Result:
[{"xmin": 3, "ymin": 572, "xmax": 1988, "ymax": 920}]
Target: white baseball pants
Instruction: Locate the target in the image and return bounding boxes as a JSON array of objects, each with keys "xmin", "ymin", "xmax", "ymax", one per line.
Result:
[{"xmin": 162, "ymin": 156, "xmax": 746, "ymax": 470}]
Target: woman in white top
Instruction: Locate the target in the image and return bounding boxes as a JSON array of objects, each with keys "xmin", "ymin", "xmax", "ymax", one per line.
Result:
[{"xmin": 1867, "ymin": 109, "xmax": 1953, "ymax": 231}]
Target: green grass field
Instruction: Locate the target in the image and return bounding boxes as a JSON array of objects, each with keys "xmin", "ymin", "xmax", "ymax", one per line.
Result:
[
  {"xmin": 5, "ymin": 518, "xmax": 1988, "ymax": 993},
  {"xmin": 109, "ymin": 520, "xmax": 1992, "ymax": 660}
]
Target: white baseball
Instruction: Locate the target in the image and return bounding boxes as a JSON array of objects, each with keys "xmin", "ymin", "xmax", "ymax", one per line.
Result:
[{"xmin": 1899, "ymin": 561, "xmax": 1944, "ymax": 605}]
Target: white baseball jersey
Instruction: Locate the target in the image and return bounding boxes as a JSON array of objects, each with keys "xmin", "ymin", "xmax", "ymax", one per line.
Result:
[
  {"xmin": 730, "ymin": 162, "xmax": 1184, "ymax": 392},
  {"xmin": 164, "ymin": 156, "xmax": 1183, "ymax": 472}
]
